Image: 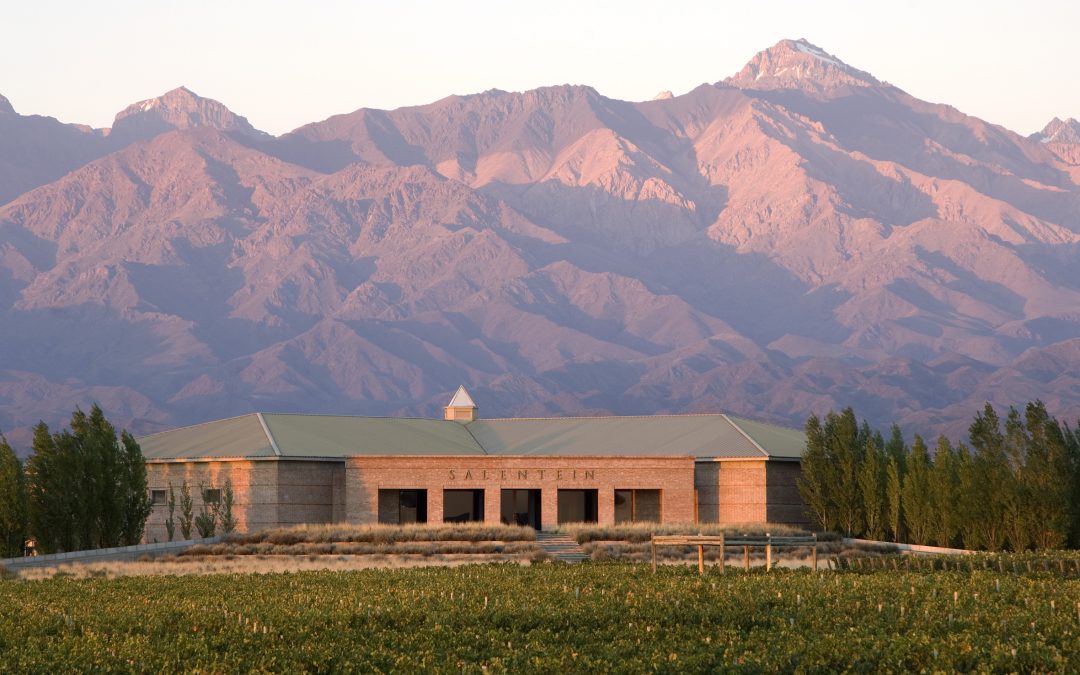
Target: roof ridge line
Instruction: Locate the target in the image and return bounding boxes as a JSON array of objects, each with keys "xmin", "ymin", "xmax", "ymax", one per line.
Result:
[
  {"xmin": 721, "ymin": 414, "xmax": 769, "ymax": 458},
  {"xmin": 135, "ymin": 412, "xmax": 261, "ymax": 440},
  {"xmin": 477, "ymin": 412, "xmax": 730, "ymax": 422},
  {"xmin": 460, "ymin": 422, "xmax": 490, "ymax": 455},
  {"xmin": 256, "ymin": 412, "xmax": 282, "ymax": 457}
]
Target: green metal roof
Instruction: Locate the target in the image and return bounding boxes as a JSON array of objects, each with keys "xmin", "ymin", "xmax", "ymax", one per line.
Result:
[
  {"xmin": 723, "ymin": 414, "xmax": 806, "ymax": 460},
  {"xmin": 138, "ymin": 412, "xmax": 805, "ymax": 461},
  {"xmin": 260, "ymin": 414, "xmax": 485, "ymax": 457},
  {"xmin": 138, "ymin": 414, "xmax": 275, "ymax": 460},
  {"xmin": 466, "ymin": 415, "xmax": 769, "ymax": 458}
]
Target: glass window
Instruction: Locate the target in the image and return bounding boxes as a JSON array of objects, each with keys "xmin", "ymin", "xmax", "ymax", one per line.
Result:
[
  {"xmin": 444, "ymin": 489, "xmax": 485, "ymax": 523},
  {"xmin": 614, "ymin": 489, "xmax": 661, "ymax": 523},
  {"xmin": 558, "ymin": 489, "xmax": 598, "ymax": 524},
  {"xmin": 501, "ymin": 489, "xmax": 541, "ymax": 529},
  {"xmin": 202, "ymin": 488, "xmax": 221, "ymax": 504},
  {"xmin": 150, "ymin": 489, "xmax": 167, "ymax": 506},
  {"xmin": 614, "ymin": 489, "xmax": 633, "ymax": 523}
]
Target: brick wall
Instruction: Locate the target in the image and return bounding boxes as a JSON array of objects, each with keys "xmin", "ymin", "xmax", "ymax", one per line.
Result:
[{"xmin": 345, "ymin": 455, "xmax": 696, "ymax": 529}]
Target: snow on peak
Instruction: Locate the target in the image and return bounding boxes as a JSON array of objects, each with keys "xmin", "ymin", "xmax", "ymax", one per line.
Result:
[
  {"xmin": 652, "ymin": 90, "xmax": 674, "ymax": 101},
  {"xmin": 1031, "ymin": 117, "xmax": 1080, "ymax": 145},
  {"xmin": 725, "ymin": 38, "xmax": 880, "ymax": 92},
  {"xmin": 792, "ymin": 39, "xmax": 843, "ymax": 67}
]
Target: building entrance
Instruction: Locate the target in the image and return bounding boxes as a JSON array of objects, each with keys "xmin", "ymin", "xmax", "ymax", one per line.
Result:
[
  {"xmin": 444, "ymin": 489, "xmax": 485, "ymax": 523},
  {"xmin": 557, "ymin": 489, "xmax": 598, "ymax": 524},
  {"xmin": 501, "ymin": 489, "xmax": 542, "ymax": 529}
]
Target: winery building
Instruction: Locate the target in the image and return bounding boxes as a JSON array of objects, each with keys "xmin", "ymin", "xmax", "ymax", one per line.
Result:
[{"xmin": 138, "ymin": 387, "xmax": 807, "ymax": 540}]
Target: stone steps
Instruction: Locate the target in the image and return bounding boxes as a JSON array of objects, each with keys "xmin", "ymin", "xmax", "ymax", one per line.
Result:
[{"xmin": 535, "ymin": 531, "xmax": 589, "ymax": 563}]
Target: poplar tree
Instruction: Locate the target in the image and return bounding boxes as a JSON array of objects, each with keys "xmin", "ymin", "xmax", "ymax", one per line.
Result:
[
  {"xmin": 0, "ymin": 435, "xmax": 27, "ymax": 557},
  {"xmin": 1023, "ymin": 401, "xmax": 1071, "ymax": 549},
  {"xmin": 797, "ymin": 415, "xmax": 833, "ymax": 531},
  {"xmin": 25, "ymin": 406, "xmax": 153, "ymax": 553},
  {"xmin": 901, "ymin": 435, "xmax": 932, "ymax": 545},
  {"xmin": 966, "ymin": 404, "xmax": 1009, "ymax": 551},
  {"xmin": 885, "ymin": 456, "xmax": 903, "ymax": 542},
  {"xmin": 1001, "ymin": 407, "xmax": 1031, "ymax": 551},
  {"xmin": 928, "ymin": 436, "xmax": 960, "ymax": 547},
  {"xmin": 858, "ymin": 437, "xmax": 886, "ymax": 540},
  {"xmin": 828, "ymin": 409, "xmax": 864, "ymax": 537}
]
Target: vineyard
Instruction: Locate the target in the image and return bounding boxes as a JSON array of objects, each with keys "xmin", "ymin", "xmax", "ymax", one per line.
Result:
[{"xmin": 2, "ymin": 563, "xmax": 1079, "ymax": 671}]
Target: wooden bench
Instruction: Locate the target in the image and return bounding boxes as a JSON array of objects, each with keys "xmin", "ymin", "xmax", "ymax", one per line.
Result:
[{"xmin": 651, "ymin": 533, "xmax": 818, "ymax": 575}]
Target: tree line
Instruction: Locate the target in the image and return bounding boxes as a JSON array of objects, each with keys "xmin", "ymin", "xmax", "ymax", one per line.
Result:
[
  {"xmin": 0, "ymin": 405, "xmax": 152, "ymax": 556},
  {"xmin": 798, "ymin": 401, "xmax": 1080, "ymax": 550}
]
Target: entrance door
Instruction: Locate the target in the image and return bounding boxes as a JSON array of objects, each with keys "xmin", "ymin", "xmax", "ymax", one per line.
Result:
[
  {"xmin": 444, "ymin": 489, "xmax": 485, "ymax": 523},
  {"xmin": 501, "ymin": 489, "xmax": 542, "ymax": 529}
]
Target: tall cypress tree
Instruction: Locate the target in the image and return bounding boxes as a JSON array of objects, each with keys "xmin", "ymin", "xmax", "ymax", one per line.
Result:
[{"xmin": 0, "ymin": 434, "xmax": 27, "ymax": 557}]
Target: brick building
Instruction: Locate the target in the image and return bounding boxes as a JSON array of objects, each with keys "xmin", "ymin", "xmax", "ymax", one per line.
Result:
[{"xmin": 138, "ymin": 387, "xmax": 807, "ymax": 540}]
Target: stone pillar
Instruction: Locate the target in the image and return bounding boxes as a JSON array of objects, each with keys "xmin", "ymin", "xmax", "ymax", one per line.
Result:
[
  {"xmin": 484, "ymin": 488, "xmax": 502, "ymax": 525},
  {"xmin": 540, "ymin": 488, "xmax": 559, "ymax": 530},
  {"xmin": 598, "ymin": 488, "xmax": 615, "ymax": 526}
]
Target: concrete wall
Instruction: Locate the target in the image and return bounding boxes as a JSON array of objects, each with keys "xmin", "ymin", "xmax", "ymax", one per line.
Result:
[
  {"xmin": 345, "ymin": 455, "xmax": 696, "ymax": 529},
  {"xmin": 765, "ymin": 461, "xmax": 808, "ymax": 527},
  {"xmin": 144, "ymin": 459, "xmax": 344, "ymax": 542}
]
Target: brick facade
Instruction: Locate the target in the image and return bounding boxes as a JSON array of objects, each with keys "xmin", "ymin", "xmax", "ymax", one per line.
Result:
[
  {"xmin": 345, "ymin": 455, "xmax": 697, "ymax": 530},
  {"xmin": 143, "ymin": 455, "xmax": 805, "ymax": 539}
]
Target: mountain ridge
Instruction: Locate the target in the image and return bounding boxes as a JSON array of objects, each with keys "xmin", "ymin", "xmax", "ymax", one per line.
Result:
[{"xmin": 1, "ymin": 39, "xmax": 1079, "ymax": 451}]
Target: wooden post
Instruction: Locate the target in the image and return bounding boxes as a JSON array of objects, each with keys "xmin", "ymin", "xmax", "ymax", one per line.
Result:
[
  {"xmin": 765, "ymin": 534, "xmax": 772, "ymax": 571},
  {"xmin": 697, "ymin": 544, "xmax": 704, "ymax": 575},
  {"xmin": 811, "ymin": 538, "xmax": 818, "ymax": 574},
  {"xmin": 651, "ymin": 539, "xmax": 657, "ymax": 574},
  {"xmin": 719, "ymin": 534, "xmax": 725, "ymax": 574},
  {"xmin": 743, "ymin": 545, "xmax": 749, "ymax": 572}
]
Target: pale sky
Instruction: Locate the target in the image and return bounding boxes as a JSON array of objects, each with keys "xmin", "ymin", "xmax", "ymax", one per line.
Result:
[{"xmin": 2, "ymin": 0, "xmax": 1077, "ymax": 137}]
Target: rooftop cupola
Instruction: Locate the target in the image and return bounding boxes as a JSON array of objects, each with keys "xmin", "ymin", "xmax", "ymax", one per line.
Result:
[{"xmin": 444, "ymin": 385, "xmax": 478, "ymax": 422}]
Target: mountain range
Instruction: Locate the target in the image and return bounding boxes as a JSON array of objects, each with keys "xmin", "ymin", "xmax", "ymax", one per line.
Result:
[{"xmin": 2, "ymin": 38, "xmax": 1079, "ymax": 451}]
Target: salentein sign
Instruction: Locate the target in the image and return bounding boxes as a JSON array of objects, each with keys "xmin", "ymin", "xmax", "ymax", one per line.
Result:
[{"xmin": 448, "ymin": 469, "xmax": 596, "ymax": 482}]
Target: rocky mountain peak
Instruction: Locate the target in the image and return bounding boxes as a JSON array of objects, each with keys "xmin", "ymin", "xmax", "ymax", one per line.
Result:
[
  {"xmin": 0, "ymin": 93, "xmax": 14, "ymax": 114},
  {"xmin": 1031, "ymin": 117, "xmax": 1080, "ymax": 144},
  {"xmin": 725, "ymin": 38, "xmax": 879, "ymax": 91},
  {"xmin": 109, "ymin": 86, "xmax": 267, "ymax": 143}
]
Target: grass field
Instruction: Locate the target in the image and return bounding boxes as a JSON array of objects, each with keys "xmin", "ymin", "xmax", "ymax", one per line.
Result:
[{"xmin": 2, "ymin": 563, "xmax": 1078, "ymax": 672}]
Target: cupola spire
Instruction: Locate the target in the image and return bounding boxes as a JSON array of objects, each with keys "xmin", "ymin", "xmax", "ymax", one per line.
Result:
[{"xmin": 444, "ymin": 385, "xmax": 478, "ymax": 422}]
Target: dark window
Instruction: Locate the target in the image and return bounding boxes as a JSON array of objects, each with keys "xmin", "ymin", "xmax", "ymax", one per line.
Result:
[
  {"xmin": 379, "ymin": 489, "xmax": 429, "ymax": 524},
  {"xmin": 150, "ymin": 489, "xmax": 167, "ymax": 506},
  {"xmin": 557, "ymin": 489, "xmax": 598, "ymax": 524},
  {"xmin": 444, "ymin": 489, "xmax": 485, "ymax": 523},
  {"xmin": 399, "ymin": 489, "xmax": 427, "ymax": 524},
  {"xmin": 614, "ymin": 489, "xmax": 661, "ymax": 523},
  {"xmin": 501, "ymin": 489, "xmax": 542, "ymax": 529},
  {"xmin": 202, "ymin": 488, "xmax": 221, "ymax": 504}
]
